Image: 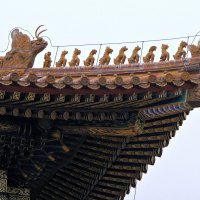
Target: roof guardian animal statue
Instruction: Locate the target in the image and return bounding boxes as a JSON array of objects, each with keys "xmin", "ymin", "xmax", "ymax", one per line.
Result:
[
  {"xmin": 143, "ymin": 46, "xmax": 157, "ymax": 63},
  {"xmin": 0, "ymin": 25, "xmax": 47, "ymax": 69},
  {"xmin": 84, "ymin": 49, "xmax": 97, "ymax": 67},
  {"xmin": 188, "ymin": 40, "xmax": 200, "ymax": 57},
  {"xmin": 99, "ymin": 47, "xmax": 113, "ymax": 65},
  {"xmin": 128, "ymin": 46, "xmax": 141, "ymax": 64},
  {"xmin": 43, "ymin": 51, "xmax": 52, "ymax": 68},
  {"xmin": 173, "ymin": 41, "xmax": 187, "ymax": 60},
  {"xmin": 56, "ymin": 50, "xmax": 68, "ymax": 68},
  {"xmin": 114, "ymin": 46, "xmax": 128, "ymax": 65},
  {"xmin": 160, "ymin": 44, "xmax": 170, "ymax": 61},
  {"xmin": 69, "ymin": 48, "xmax": 81, "ymax": 67}
]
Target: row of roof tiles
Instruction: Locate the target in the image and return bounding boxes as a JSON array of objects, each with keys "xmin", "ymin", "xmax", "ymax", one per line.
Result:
[{"xmin": 0, "ymin": 71, "xmax": 199, "ymax": 90}]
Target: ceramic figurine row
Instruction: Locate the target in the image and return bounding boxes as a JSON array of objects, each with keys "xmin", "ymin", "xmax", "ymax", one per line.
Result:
[{"xmin": 43, "ymin": 41, "xmax": 189, "ymax": 68}]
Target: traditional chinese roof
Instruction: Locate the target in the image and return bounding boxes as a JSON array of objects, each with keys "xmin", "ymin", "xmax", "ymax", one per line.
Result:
[{"xmin": 1, "ymin": 27, "xmax": 200, "ymax": 200}]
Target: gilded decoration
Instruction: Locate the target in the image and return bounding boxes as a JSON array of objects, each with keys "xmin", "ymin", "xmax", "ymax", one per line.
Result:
[
  {"xmin": 56, "ymin": 113, "xmax": 145, "ymax": 136},
  {"xmin": 187, "ymin": 84, "xmax": 200, "ymax": 107},
  {"xmin": 0, "ymin": 171, "xmax": 30, "ymax": 199},
  {"xmin": 0, "ymin": 121, "xmax": 19, "ymax": 133},
  {"xmin": 7, "ymin": 187, "xmax": 30, "ymax": 198},
  {"xmin": 0, "ymin": 171, "xmax": 7, "ymax": 193}
]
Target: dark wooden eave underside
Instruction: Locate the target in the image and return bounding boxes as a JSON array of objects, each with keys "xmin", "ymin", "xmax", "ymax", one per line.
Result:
[{"xmin": 0, "ymin": 58, "xmax": 200, "ymax": 199}]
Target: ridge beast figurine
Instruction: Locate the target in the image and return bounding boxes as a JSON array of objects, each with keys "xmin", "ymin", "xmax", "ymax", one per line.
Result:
[
  {"xmin": 160, "ymin": 44, "xmax": 170, "ymax": 61},
  {"xmin": 84, "ymin": 49, "xmax": 97, "ymax": 67},
  {"xmin": 69, "ymin": 48, "xmax": 81, "ymax": 67},
  {"xmin": 56, "ymin": 50, "xmax": 68, "ymax": 68},
  {"xmin": 43, "ymin": 51, "xmax": 52, "ymax": 68},
  {"xmin": 99, "ymin": 47, "xmax": 113, "ymax": 65},
  {"xmin": 128, "ymin": 46, "xmax": 141, "ymax": 64},
  {"xmin": 188, "ymin": 40, "xmax": 200, "ymax": 57},
  {"xmin": 173, "ymin": 41, "xmax": 187, "ymax": 60},
  {"xmin": 143, "ymin": 46, "xmax": 157, "ymax": 63},
  {"xmin": 114, "ymin": 46, "xmax": 128, "ymax": 65}
]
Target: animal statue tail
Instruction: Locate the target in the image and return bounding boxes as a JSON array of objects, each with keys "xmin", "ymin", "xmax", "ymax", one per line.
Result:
[
  {"xmin": 84, "ymin": 60, "xmax": 89, "ymax": 67},
  {"xmin": 114, "ymin": 58, "xmax": 117, "ymax": 65},
  {"xmin": 143, "ymin": 57, "xmax": 147, "ymax": 63},
  {"xmin": 68, "ymin": 61, "xmax": 73, "ymax": 67}
]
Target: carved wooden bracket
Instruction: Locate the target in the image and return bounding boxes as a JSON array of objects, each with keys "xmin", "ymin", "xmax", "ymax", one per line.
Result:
[{"xmin": 187, "ymin": 84, "xmax": 200, "ymax": 107}]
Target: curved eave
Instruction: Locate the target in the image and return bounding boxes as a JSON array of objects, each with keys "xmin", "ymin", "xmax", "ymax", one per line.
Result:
[{"xmin": 0, "ymin": 57, "xmax": 199, "ymax": 92}]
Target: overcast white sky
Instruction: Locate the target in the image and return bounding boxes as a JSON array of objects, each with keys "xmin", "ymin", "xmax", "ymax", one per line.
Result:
[{"xmin": 0, "ymin": 0, "xmax": 200, "ymax": 199}]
